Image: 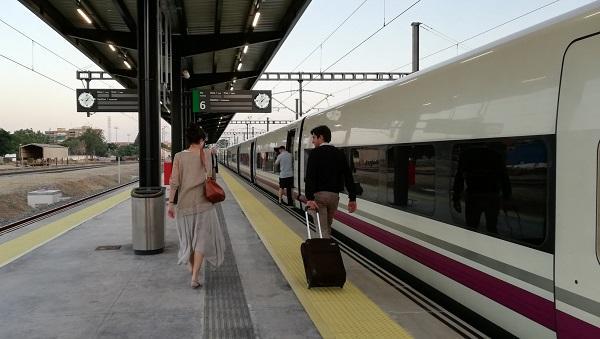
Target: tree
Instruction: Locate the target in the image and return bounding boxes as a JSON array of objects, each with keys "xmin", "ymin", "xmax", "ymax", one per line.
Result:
[
  {"xmin": 80, "ymin": 128, "xmax": 108, "ymax": 157},
  {"xmin": 0, "ymin": 129, "xmax": 14, "ymax": 156},
  {"xmin": 117, "ymin": 144, "xmax": 139, "ymax": 157},
  {"xmin": 61, "ymin": 138, "xmax": 86, "ymax": 155},
  {"xmin": 12, "ymin": 129, "xmax": 51, "ymax": 146}
]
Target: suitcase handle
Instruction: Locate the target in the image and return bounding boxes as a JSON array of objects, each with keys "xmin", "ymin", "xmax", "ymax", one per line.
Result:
[{"xmin": 304, "ymin": 207, "xmax": 323, "ymax": 239}]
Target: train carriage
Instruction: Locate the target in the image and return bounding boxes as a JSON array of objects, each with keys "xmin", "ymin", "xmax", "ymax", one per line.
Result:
[{"xmin": 223, "ymin": 3, "xmax": 600, "ymax": 337}]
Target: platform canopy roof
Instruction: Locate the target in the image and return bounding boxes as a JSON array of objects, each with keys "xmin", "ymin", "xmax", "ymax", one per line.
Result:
[{"xmin": 18, "ymin": 0, "xmax": 311, "ymax": 143}]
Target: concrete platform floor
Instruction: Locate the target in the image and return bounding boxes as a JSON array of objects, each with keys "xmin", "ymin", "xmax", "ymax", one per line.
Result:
[
  {"xmin": 0, "ymin": 174, "xmax": 477, "ymax": 338},
  {"xmin": 0, "ymin": 180, "xmax": 318, "ymax": 339}
]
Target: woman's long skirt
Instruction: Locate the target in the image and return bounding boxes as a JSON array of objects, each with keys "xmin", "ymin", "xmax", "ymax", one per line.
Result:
[{"xmin": 175, "ymin": 206, "xmax": 225, "ymax": 267}]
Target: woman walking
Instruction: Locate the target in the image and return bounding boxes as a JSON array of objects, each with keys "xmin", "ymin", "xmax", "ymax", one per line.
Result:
[{"xmin": 168, "ymin": 124, "xmax": 225, "ymax": 288}]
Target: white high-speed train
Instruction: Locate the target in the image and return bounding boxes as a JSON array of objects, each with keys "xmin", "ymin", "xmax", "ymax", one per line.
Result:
[{"xmin": 222, "ymin": 3, "xmax": 600, "ymax": 337}]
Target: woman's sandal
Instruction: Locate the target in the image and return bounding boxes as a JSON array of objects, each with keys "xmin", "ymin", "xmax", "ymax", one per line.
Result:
[{"xmin": 191, "ymin": 280, "xmax": 201, "ymax": 289}]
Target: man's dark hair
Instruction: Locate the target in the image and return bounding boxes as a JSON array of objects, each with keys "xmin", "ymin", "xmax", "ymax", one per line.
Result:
[
  {"xmin": 186, "ymin": 123, "xmax": 207, "ymax": 145},
  {"xmin": 310, "ymin": 125, "xmax": 331, "ymax": 143},
  {"xmin": 278, "ymin": 145, "xmax": 286, "ymax": 151}
]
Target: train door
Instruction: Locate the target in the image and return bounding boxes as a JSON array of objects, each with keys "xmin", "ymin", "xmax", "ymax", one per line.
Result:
[
  {"xmin": 555, "ymin": 33, "xmax": 600, "ymax": 337},
  {"xmin": 287, "ymin": 129, "xmax": 296, "ymax": 206},
  {"xmin": 236, "ymin": 146, "xmax": 240, "ymax": 174},
  {"xmin": 250, "ymin": 142, "xmax": 256, "ymax": 183}
]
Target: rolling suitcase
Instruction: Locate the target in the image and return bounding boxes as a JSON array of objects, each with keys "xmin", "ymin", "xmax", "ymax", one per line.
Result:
[{"xmin": 300, "ymin": 208, "xmax": 346, "ymax": 288}]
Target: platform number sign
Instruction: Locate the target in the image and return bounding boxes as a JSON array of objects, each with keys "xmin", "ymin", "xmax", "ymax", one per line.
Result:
[{"xmin": 193, "ymin": 89, "xmax": 272, "ymax": 113}]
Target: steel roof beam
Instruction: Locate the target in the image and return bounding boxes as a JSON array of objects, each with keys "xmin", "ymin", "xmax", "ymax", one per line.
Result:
[
  {"xmin": 66, "ymin": 28, "xmax": 137, "ymax": 50},
  {"xmin": 64, "ymin": 29, "xmax": 283, "ymax": 56},
  {"xmin": 212, "ymin": 0, "xmax": 223, "ymax": 81},
  {"xmin": 17, "ymin": 0, "xmax": 135, "ymax": 89},
  {"xmin": 106, "ymin": 68, "xmax": 137, "ymax": 79},
  {"xmin": 111, "ymin": 0, "xmax": 137, "ymax": 33},
  {"xmin": 185, "ymin": 70, "xmax": 260, "ymax": 88},
  {"xmin": 177, "ymin": 31, "xmax": 283, "ymax": 57},
  {"xmin": 246, "ymin": 0, "xmax": 311, "ymax": 90},
  {"xmin": 174, "ymin": 0, "xmax": 188, "ymax": 35}
]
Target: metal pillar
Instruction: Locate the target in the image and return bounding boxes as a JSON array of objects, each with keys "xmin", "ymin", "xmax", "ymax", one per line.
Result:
[
  {"xmin": 252, "ymin": 126, "xmax": 254, "ymax": 138},
  {"xmin": 266, "ymin": 117, "xmax": 270, "ymax": 131},
  {"xmin": 298, "ymin": 80, "xmax": 303, "ymax": 117},
  {"xmin": 412, "ymin": 22, "xmax": 421, "ymax": 73},
  {"xmin": 295, "ymin": 99, "xmax": 299, "ymax": 120},
  {"xmin": 132, "ymin": 0, "xmax": 164, "ymax": 255},
  {"xmin": 171, "ymin": 50, "xmax": 183, "ymax": 154},
  {"xmin": 246, "ymin": 123, "xmax": 249, "ymax": 141}
]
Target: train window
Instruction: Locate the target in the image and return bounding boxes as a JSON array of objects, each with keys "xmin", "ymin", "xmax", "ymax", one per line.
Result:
[
  {"xmin": 386, "ymin": 145, "xmax": 435, "ymax": 215},
  {"xmin": 256, "ymin": 152, "xmax": 263, "ymax": 170},
  {"xmin": 450, "ymin": 139, "xmax": 548, "ymax": 246},
  {"xmin": 240, "ymin": 153, "xmax": 250, "ymax": 166},
  {"xmin": 266, "ymin": 152, "xmax": 276, "ymax": 172},
  {"xmin": 350, "ymin": 147, "xmax": 381, "ymax": 202}
]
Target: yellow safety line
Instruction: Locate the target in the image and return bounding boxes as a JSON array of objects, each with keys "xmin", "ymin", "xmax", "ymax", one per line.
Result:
[
  {"xmin": 0, "ymin": 189, "xmax": 131, "ymax": 268},
  {"xmin": 221, "ymin": 170, "xmax": 412, "ymax": 339}
]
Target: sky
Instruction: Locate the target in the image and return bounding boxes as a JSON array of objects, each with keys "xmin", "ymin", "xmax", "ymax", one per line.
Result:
[{"xmin": 0, "ymin": 0, "xmax": 597, "ymax": 143}]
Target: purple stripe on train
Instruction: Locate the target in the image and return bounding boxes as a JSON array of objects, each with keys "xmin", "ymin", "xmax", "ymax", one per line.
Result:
[
  {"xmin": 556, "ymin": 310, "xmax": 600, "ymax": 338},
  {"xmin": 335, "ymin": 211, "xmax": 600, "ymax": 335},
  {"xmin": 333, "ymin": 210, "xmax": 556, "ymax": 330}
]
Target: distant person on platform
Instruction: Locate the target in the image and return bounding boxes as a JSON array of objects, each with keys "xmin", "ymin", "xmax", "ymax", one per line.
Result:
[
  {"xmin": 275, "ymin": 145, "xmax": 294, "ymax": 206},
  {"xmin": 304, "ymin": 125, "xmax": 357, "ymax": 238},
  {"xmin": 168, "ymin": 124, "xmax": 225, "ymax": 289}
]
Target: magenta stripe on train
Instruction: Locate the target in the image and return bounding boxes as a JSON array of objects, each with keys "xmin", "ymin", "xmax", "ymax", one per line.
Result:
[
  {"xmin": 334, "ymin": 210, "xmax": 556, "ymax": 330},
  {"xmin": 334, "ymin": 210, "xmax": 600, "ymax": 335}
]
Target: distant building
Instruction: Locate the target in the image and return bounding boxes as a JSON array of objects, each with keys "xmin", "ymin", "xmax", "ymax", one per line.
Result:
[
  {"xmin": 45, "ymin": 126, "xmax": 103, "ymax": 142},
  {"xmin": 21, "ymin": 144, "xmax": 68, "ymax": 165}
]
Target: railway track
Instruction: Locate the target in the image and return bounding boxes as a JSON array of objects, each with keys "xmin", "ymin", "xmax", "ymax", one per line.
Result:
[
  {"xmin": 0, "ymin": 180, "xmax": 138, "ymax": 236},
  {"xmin": 0, "ymin": 163, "xmax": 136, "ymax": 177}
]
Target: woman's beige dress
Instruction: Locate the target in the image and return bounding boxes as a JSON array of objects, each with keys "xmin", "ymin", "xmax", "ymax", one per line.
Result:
[{"xmin": 170, "ymin": 149, "xmax": 225, "ymax": 267}]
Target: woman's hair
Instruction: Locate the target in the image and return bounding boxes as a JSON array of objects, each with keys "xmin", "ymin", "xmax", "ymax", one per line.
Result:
[{"xmin": 186, "ymin": 123, "xmax": 207, "ymax": 145}]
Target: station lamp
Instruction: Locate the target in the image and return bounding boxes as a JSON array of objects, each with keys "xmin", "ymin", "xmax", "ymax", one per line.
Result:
[
  {"xmin": 237, "ymin": 62, "xmax": 243, "ymax": 71},
  {"xmin": 252, "ymin": 12, "xmax": 260, "ymax": 27},
  {"xmin": 243, "ymin": 44, "xmax": 249, "ymax": 54},
  {"xmin": 76, "ymin": 8, "xmax": 92, "ymax": 24},
  {"xmin": 108, "ymin": 44, "xmax": 116, "ymax": 52}
]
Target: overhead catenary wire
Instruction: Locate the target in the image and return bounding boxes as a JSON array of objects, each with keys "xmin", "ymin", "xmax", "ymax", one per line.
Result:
[
  {"xmin": 0, "ymin": 53, "xmax": 74, "ymax": 90},
  {"xmin": 295, "ymin": 0, "xmax": 422, "ymax": 106},
  {"xmin": 304, "ymin": 0, "xmax": 564, "ymax": 114},
  {"xmin": 0, "ymin": 15, "xmax": 140, "ymax": 124},
  {"xmin": 0, "ymin": 15, "xmax": 116, "ymax": 89},
  {"xmin": 268, "ymin": 0, "xmax": 371, "ymax": 106}
]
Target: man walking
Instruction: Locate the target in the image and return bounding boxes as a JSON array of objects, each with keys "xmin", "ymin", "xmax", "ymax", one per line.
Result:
[
  {"xmin": 275, "ymin": 145, "xmax": 294, "ymax": 206},
  {"xmin": 305, "ymin": 125, "xmax": 357, "ymax": 238}
]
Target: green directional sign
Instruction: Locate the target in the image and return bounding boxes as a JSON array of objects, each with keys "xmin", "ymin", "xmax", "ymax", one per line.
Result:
[{"xmin": 192, "ymin": 89, "xmax": 271, "ymax": 113}]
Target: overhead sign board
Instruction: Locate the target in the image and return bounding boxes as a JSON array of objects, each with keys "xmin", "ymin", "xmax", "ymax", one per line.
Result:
[
  {"xmin": 193, "ymin": 90, "xmax": 272, "ymax": 113},
  {"xmin": 76, "ymin": 89, "xmax": 138, "ymax": 112}
]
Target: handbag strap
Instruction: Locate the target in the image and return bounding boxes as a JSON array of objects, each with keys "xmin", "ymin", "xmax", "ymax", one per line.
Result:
[{"xmin": 199, "ymin": 148, "xmax": 210, "ymax": 181}]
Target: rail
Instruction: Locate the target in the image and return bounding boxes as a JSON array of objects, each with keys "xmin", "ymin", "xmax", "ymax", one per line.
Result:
[{"xmin": 0, "ymin": 180, "xmax": 138, "ymax": 236}]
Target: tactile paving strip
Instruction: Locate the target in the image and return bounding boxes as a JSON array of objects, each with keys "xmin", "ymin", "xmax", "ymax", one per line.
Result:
[
  {"xmin": 221, "ymin": 170, "xmax": 413, "ymax": 339},
  {"xmin": 203, "ymin": 204, "xmax": 255, "ymax": 339}
]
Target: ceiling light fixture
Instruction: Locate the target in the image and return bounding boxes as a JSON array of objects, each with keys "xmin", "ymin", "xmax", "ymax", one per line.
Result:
[
  {"xmin": 237, "ymin": 62, "xmax": 242, "ymax": 71},
  {"xmin": 108, "ymin": 44, "xmax": 116, "ymax": 52},
  {"xmin": 243, "ymin": 44, "xmax": 249, "ymax": 54},
  {"xmin": 123, "ymin": 60, "xmax": 131, "ymax": 69},
  {"xmin": 77, "ymin": 8, "xmax": 92, "ymax": 24},
  {"xmin": 252, "ymin": 12, "xmax": 261, "ymax": 27}
]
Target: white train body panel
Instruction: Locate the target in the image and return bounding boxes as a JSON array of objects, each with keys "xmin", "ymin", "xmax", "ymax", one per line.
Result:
[{"xmin": 223, "ymin": 3, "xmax": 600, "ymax": 337}]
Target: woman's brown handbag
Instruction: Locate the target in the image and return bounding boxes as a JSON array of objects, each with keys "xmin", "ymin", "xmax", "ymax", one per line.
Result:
[
  {"xmin": 205, "ymin": 177, "xmax": 225, "ymax": 203},
  {"xmin": 201, "ymin": 150, "xmax": 226, "ymax": 203}
]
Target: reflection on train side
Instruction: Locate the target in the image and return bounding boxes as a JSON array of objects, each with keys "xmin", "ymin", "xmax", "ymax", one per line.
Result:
[{"xmin": 336, "ymin": 136, "xmax": 550, "ymax": 248}]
